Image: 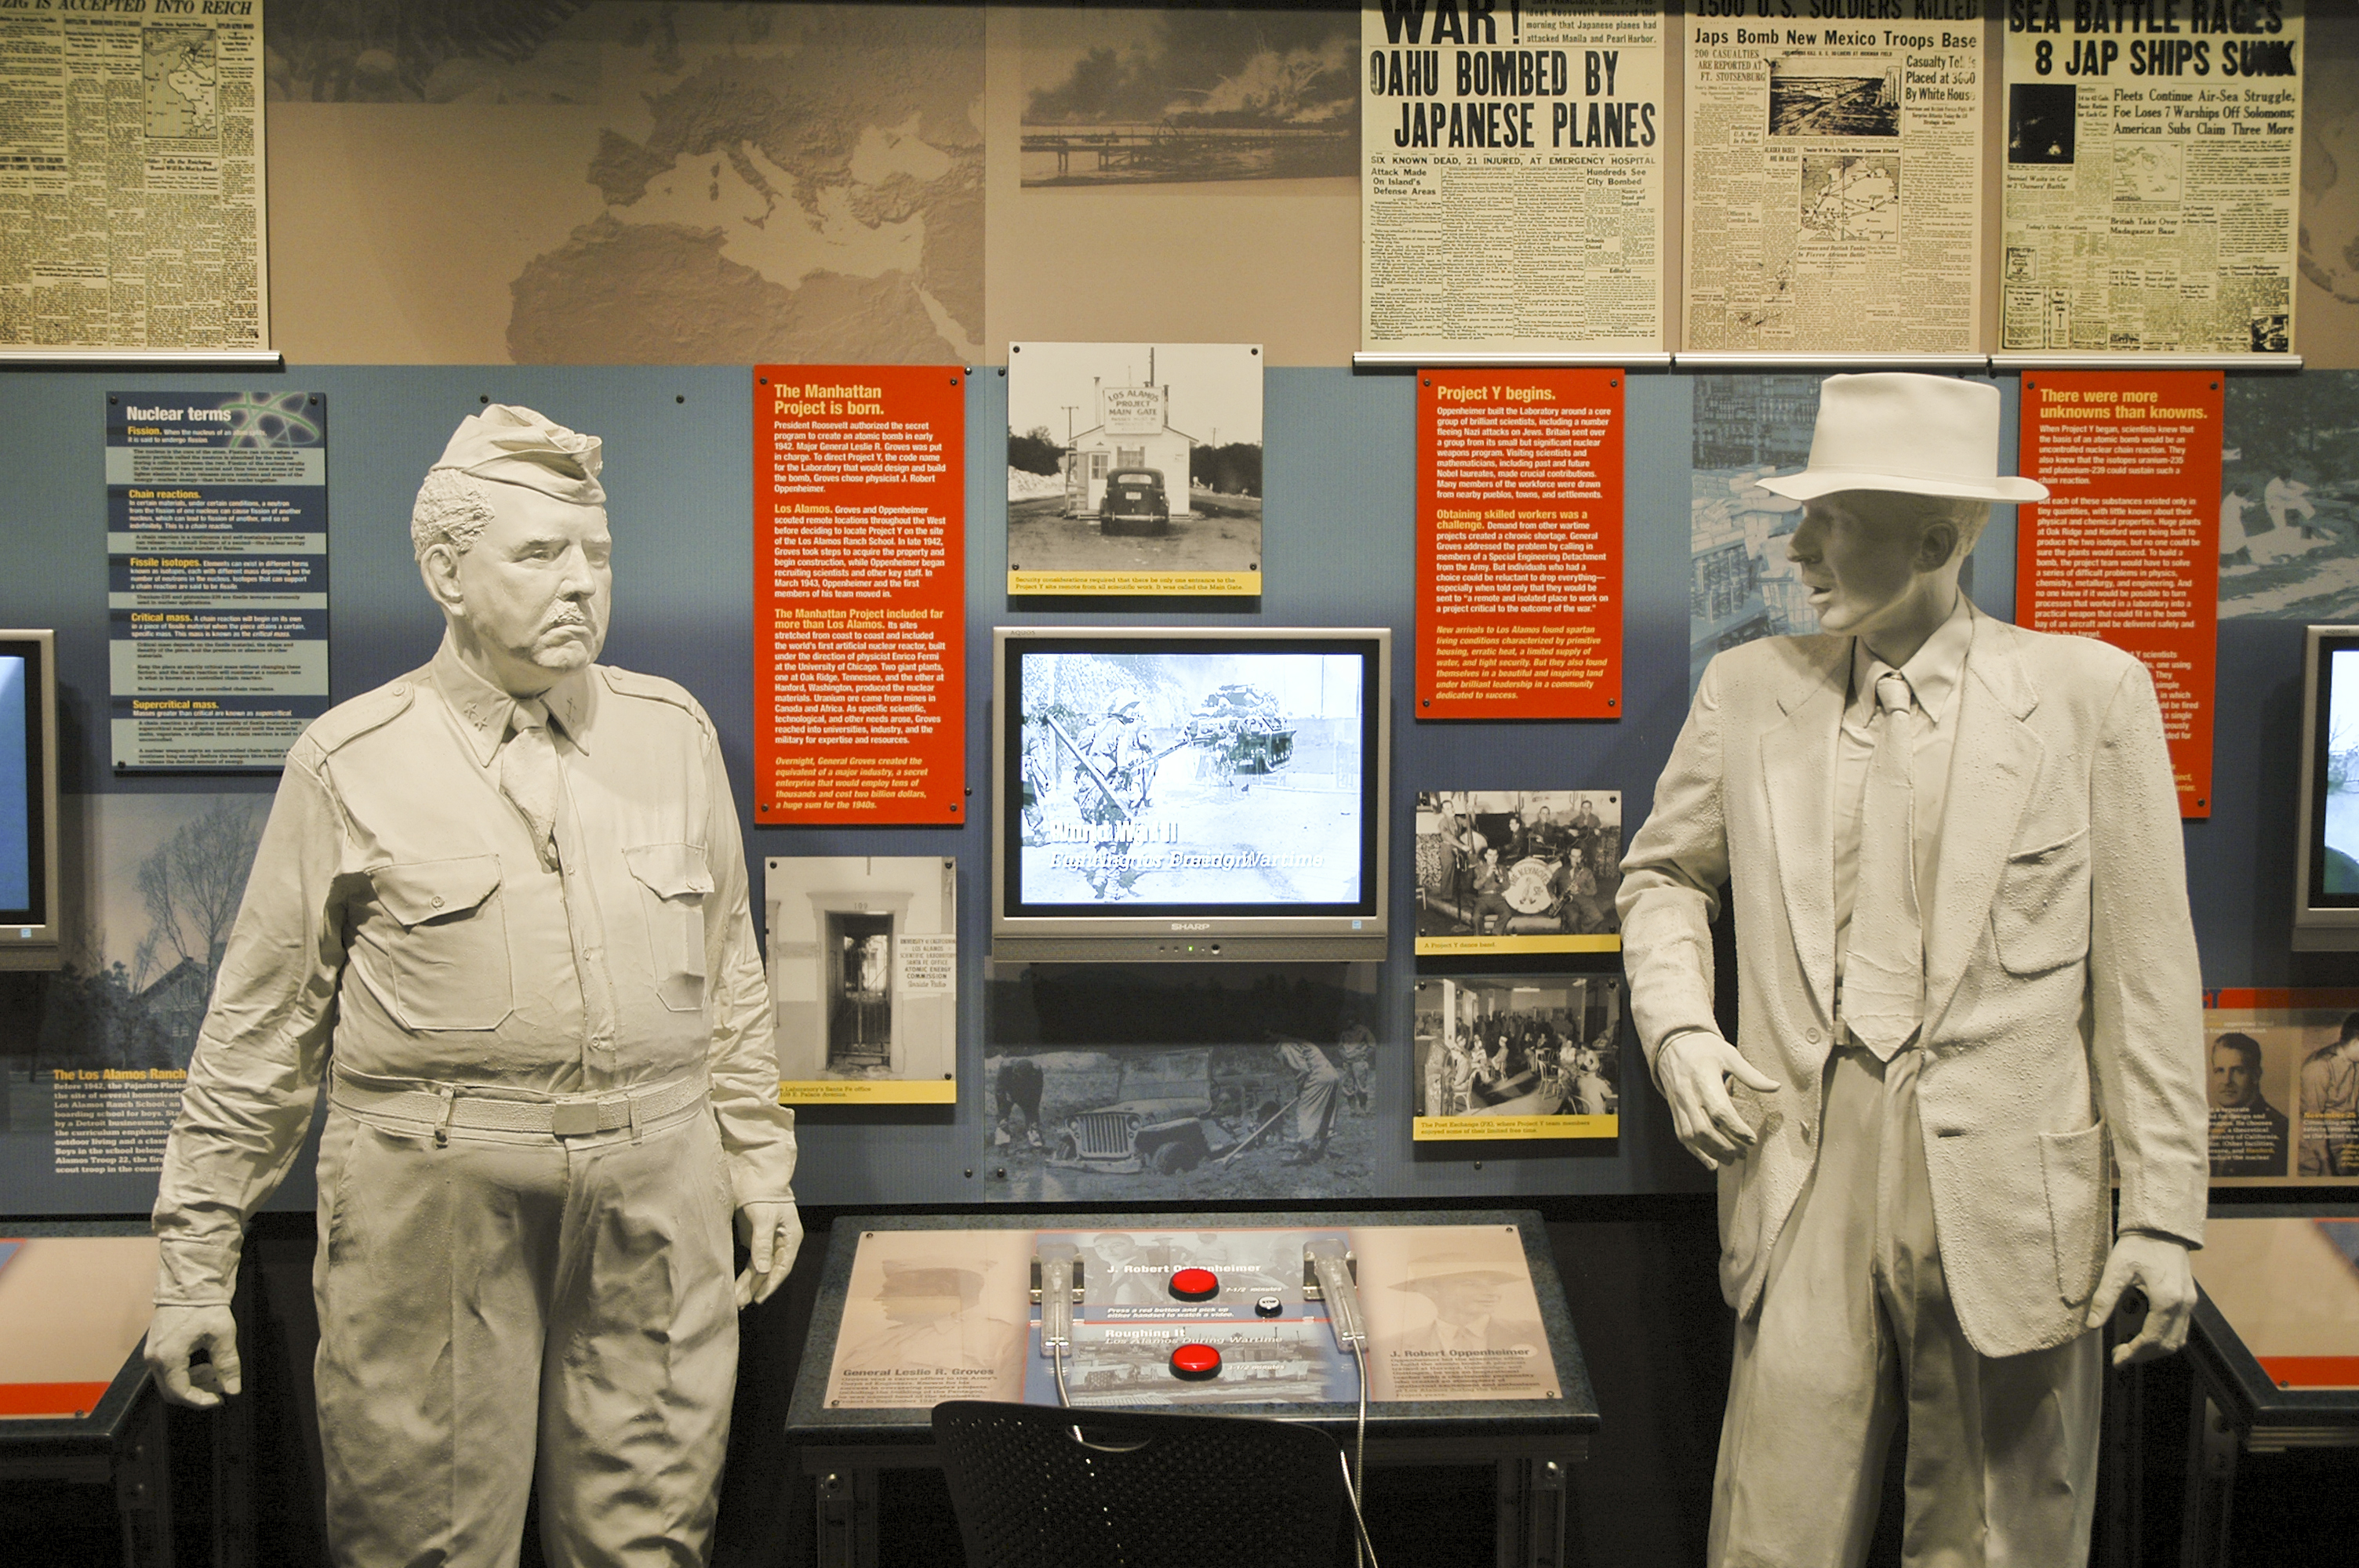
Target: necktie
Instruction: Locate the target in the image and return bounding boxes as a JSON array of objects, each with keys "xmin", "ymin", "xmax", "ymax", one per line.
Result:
[
  {"xmin": 1845, "ymin": 672, "xmax": 1923, "ymax": 1060},
  {"xmin": 502, "ymin": 699, "xmax": 562, "ymax": 871}
]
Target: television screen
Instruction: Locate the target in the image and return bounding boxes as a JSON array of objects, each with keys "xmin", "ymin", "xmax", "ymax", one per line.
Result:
[
  {"xmin": 0, "ymin": 632, "xmax": 56, "ymax": 956},
  {"xmin": 2295, "ymin": 626, "xmax": 2359, "ymax": 950},
  {"xmin": 995, "ymin": 630, "xmax": 1388, "ymax": 956},
  {"xmin": 0, "ymin": 652, "xmax": 27, "ymax": 916},
  {"xmin": 2318, "ymin": 642, "xmax": 2359, "ymax": 906}
]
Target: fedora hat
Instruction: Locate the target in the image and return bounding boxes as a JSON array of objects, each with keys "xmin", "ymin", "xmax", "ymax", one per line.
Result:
[{"xmin": 1757, "ymin": 373, "xmax": 2048, "ymax": 504}]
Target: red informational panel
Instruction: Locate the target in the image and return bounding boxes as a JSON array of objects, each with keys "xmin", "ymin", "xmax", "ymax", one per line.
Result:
[
  {"xmin": 2016, "ymin": 372, "xmax": 2222, "ymax": 818},
  {"xmin": 754, "ymin": 366, "xmax": 965, "ymax": 824},
  {"xmin": 1416, "ymin": 368, "xmax": 1623, "ymax": 720}
]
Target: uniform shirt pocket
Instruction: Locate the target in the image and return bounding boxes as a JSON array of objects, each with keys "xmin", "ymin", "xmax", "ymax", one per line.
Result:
[
  {"xmin": 623, "ymin": 842, "xmax": 712, "ymax": 1013},
  {"xmin": 1992, "ymin": 828, "xmax": 2092, "ymax": 976},
  {"xmin": 370, "ymin": 855, "xmax": 512, "ymax": 1030}
]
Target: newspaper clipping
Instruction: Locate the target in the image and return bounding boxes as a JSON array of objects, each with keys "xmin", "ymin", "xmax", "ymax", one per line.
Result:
[
  {"xmin": 1361, "ymin": 0, "xmax": 1665, "ymax": 354},
  {"xmin": 1685, "ymin": 5, "xmax": 1985, "ymax": 352},
  {"xmin": 0, "ymin": 0, "xmax": 267, "ymax": 350},
  {"xmin": 2001, "ymin": 0, "xmax": 2304, "ymax": 354}
]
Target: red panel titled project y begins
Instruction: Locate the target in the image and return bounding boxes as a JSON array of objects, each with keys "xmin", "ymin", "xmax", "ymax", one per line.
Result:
[
  {"xmin": 755, "ymin": 366, "xmax": 965, "ymax": 824},
  {"xmin": 1417, "ymin": 368, "xmax": 1624, "ymax": 720}
]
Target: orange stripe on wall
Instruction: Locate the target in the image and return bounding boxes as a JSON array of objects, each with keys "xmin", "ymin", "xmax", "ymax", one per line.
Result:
[
  {"xmin": 0, "ymin": 1381, "xmax": 111, "ymax": 1417},
  {"xmin": 2256, "ymin": 1356, "xmax": 2359, "ymax": 1389},
  {"xmin": 2205, "ymin": 989, "xmax": 2359, "ymax": 1011}
]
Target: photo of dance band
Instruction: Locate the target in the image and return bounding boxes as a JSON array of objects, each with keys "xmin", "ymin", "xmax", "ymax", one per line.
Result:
[{"xmin": 1413, "ymin": 790, "xmax": 1621, "ymax": 954}]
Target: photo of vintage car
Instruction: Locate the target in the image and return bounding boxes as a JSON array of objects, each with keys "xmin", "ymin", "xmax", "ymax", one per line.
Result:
[
  {"xmin": 1048, "ymin": 1047, "xmax": 1299, "ymax": 1175},
  {"xmin": 1098, "ymin": 467, "xmax": 1171, "ymax": 535}
]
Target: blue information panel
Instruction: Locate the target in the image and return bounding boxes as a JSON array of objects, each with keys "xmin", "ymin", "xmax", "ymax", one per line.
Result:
[{"xmin": 106, "ymin": 390, "xmax": 329, "ymax": 770}]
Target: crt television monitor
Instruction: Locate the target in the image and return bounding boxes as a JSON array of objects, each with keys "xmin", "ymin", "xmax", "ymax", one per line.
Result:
[
  {"xmin": 992, "ymin": 626, "xmax": 1390, "ymax": 960},
  {"xmin": 2295, "ymin": 624, "xmax": 2359, "ymax": 950},
  {"xmin": 0, "ymin": 630, "xmax": 60, "ymax": 970}
]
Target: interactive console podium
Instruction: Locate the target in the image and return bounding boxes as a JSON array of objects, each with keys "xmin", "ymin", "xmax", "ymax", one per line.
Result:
[{"xmin": 786, "ymin": 1208, "xmax": 1598, "ymax": 1568}]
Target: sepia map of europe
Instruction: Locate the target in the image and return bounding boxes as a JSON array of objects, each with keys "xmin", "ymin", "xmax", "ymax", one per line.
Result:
[{"xmin": 266, "ymin": 1, "xmax": 981, "ymax": 364}]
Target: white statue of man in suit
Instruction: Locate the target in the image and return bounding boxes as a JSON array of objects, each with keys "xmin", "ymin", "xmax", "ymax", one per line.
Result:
[{"xmin": 1619, "ymin": 374, "xmax": 2205, "ymax": 1566}]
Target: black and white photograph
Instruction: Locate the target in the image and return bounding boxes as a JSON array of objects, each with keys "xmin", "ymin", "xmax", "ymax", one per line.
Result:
[
  {"xmin": 2218, "ymin": 371, "xmax": 2359, "ymax": 619},
  {"xmin": 1013, "ymin": 647, "xmax": 1365, "ymax": 909},
  {"xmin": 1412, "ymin": 976, "xmax": 1623, "ymax": 1134},
  {"xmin": 984, "ymin": 1039, "xmax": 1379, "ymax": 1203},
  {"xmin": 1414, "ymin": 791, "xmax": 1620, "ymax": 953},
  {"xmin": 2299, "ymin": 1011, "xmax": 2359, "ymax": 1181},
  {"xmin": 765, "ymin": 855, "xmax": 956, "ymax": 1102},
  {"xmin": 1767, "ymin": 60, "xmax": 1902, "ymax": 139},
  {"xmin": 2007, "ymin": 82, "xmax": 2077, "ymax": 165},
  {"xmin": 983, "ymin": 960, "xmax": 1379, "ymax": 1201},
  {"xmin": 2209, "ymin": 1026, "xmax": 2295, "ymax": 1179},
  {"xmin": 1689, "ymin": 374, "xmax": 1821, "ymax": 691},
  {"xmin": 0, "ymin": 792, "xmax": 267, "ymax": 1202},
  {"xmin": 0, "ymin": 793, "xmax": 265, "ymax": 1077},
  {"xmin": 1020, "ymin": 9, "xmax": 1357, "ymax": 187},
  {"xmin": 1006, "ymin": 340, "xmax": 1263, "ymax": 592},
  {"xmin": 2200, "ymin": 1000, "xmax": 2359, "ymax": 1185}
]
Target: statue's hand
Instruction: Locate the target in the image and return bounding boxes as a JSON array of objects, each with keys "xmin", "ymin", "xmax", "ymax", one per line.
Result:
[
  {"xmin": 735, "ymin": 1200, "xmax": 804, "ymax": 1309},
  {"xmin": 145, "ymin": 1303, "xmax": 242, "ymax": 1409},
  {"xmin": 1657, "ymin": 1030, "xmax": 1779, "ymax": 1170},
  {"xmin": 2088, "ymin": 1232, "xmax": 2195, "ymax": 1367}
]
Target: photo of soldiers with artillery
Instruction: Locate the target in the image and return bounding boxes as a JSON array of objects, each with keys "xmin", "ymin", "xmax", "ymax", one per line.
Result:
[{"xmin": 1413, "ymin": 790, "xmax": 1621, "ymax": 953}]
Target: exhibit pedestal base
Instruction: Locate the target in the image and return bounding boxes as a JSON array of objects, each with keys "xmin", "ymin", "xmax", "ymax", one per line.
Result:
[{"xmin": 800, "ymin": 1434, "xmax": 1589, "ymax": 1568}]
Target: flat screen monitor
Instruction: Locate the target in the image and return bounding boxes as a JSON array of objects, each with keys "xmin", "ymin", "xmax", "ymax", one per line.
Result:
[
  {"xmin": 993, "ymin": 627, "xmax": 1390, "ymax": 960},
  {"xmin": 2295, "ymin": 626, "xmax": 2359, "ymax": 949},
  {"xmin": 0, "ymin": 630, "xmax": 60, "ymax": 969}
]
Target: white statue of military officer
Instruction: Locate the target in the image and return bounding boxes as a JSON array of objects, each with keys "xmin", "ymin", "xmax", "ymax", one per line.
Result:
[
  {"xmin": 146, "ymin": 405, "xmax": 802, "ymax": 1566},
  {"xmin": 1620, "ymin": 374, "xmax": 2205, "ymax": 1566}
]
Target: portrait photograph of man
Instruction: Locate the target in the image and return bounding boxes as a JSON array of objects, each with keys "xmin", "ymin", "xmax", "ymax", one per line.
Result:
[{"xmin": 2208, "ymin": 1030, "xmax": 2293, "ymax": 1178}]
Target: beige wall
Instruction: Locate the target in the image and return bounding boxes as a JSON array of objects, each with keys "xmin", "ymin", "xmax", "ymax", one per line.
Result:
[{"xmin": 260, "ymin": 2, "xmax": 2359, "ymax": 368}]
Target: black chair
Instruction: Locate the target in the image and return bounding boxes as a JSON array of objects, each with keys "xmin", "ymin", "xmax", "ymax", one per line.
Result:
[{"xmin": 930, "ymin": 1399, "xmax": 1358, "ymax": 1568}]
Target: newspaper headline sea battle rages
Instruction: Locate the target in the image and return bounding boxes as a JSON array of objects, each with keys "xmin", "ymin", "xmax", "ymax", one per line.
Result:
[
  {"xmin": 2001, "ymin": 0, "xmax": 2304, "ymax": 354},
  {"xmin": 1685, "ymin": 0, "xmax": 1986, "ymax": 354},
  {"xmin": 1362, "ymin": 0, "xmax": 1666, "ymax": 354}
]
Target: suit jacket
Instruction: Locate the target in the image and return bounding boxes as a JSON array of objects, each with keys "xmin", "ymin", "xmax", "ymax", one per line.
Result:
[{"xmin": 1618, "ymin": 611, "xmax": 2205, "ymax": 1359}]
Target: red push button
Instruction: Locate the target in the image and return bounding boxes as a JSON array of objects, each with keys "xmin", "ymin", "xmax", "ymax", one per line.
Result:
[
  {"xmin": 1170, "ymin": 1267, "xmax": 1219, "ymax": 1302},
  {"xmin": 1170, "ymin": 1343, "xmax": 1221, "ymax": 1380}
]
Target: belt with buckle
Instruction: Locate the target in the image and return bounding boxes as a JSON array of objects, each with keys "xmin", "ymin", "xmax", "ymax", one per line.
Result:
[{"xmin": 329, "ymin": 1065, "xmax": 708, "ymax": 1143}]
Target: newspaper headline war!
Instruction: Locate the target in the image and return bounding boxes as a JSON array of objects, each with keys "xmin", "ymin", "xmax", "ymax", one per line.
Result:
[{"xmin": 1370, "ymin": 2, "xmax": 1657, "ymax": 151}]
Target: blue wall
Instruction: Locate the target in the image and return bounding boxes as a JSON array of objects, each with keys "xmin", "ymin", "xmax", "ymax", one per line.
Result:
[{"xmin": 0, "ymin": 365, "xmax": 2331, "ymax": 1215}]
